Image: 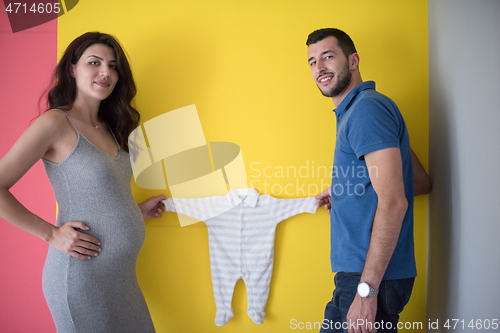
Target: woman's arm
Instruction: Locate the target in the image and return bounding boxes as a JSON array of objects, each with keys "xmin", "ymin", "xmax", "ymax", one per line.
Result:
[
  {"xmin": 410, "ymin": 148, "xmax": 432, "ymax": 196},
  {"xmin": 138, "ymin": 195, "xmax": 168, "ymax": 220},
  {"xmin": 0, "ymin": 111, "xmax": 101, "ymax": 260}
]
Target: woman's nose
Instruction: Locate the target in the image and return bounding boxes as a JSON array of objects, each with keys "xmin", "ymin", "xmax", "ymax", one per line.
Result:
[{"xmin": 100, "ymin": 66, "xmax": 111, "ymax": 78}]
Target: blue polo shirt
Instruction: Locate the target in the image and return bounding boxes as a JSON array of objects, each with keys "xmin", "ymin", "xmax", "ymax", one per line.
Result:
[{"xmin": 330, "ymin": 81, "xmax": 416, "ymax": 280}]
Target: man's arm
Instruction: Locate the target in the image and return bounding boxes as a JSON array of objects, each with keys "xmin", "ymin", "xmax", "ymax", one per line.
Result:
[
  {"xmin": 346, "ymin": 147, "xmax": 408, "ymax": 333},
  {"xmin": 411, "ymin": 148, "xmax": 432, "ymax": 196},
  {"xmin": 315, "ymin": 148, "xmax": 430, "ymax": 218}
]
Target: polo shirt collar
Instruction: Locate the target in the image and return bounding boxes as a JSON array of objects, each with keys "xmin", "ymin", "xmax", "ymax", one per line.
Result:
[
  {"xmin": 333, "ymin": 81, "xmax": 376, "ymax": 118},
  {"xmin": 226, "ymin": 187, "xmax": 259, "ymax": 207}
]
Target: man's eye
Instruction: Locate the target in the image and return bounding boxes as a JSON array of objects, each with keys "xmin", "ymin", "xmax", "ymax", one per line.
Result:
[
  {"xmin": 310, "ymin": 61, "xmax": 316, "ymax": 66},
  {"xmin": 325, "ymin": 55, "xmax": 332, "ymax": 59}
]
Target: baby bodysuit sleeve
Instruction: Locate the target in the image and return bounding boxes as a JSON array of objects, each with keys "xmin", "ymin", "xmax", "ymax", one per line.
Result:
[
  {"xmin": 162, "ymin": 196, "xmax": 219, "ymax": 221},
  {"xmin": 269, "ymin": 196, "xmax": 318, "ymax": 223}
]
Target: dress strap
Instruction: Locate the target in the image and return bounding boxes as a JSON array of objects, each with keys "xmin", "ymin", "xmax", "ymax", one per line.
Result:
[
  {"xmin": 106, "ymin": 123, "xmax": 121, "ymax": 151},
  {"xmin": 50, "ymin": 108, "xmax": 80, "ymax": 134}
]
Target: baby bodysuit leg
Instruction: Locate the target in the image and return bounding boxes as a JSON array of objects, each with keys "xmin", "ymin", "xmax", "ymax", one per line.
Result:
[
  {"xmin": 241, "ymin": 217, "xmax": 277, "ymax": 325},
  {"xmin": 211, "ymin": 270, "xmax": 239, "ymax": 326},
  {"xmin": 207, "ymin": 225, "xmax": 241, "ymax": 326},
  {"xmin": 243, "ymin": 254, "xmax": 274, "ymax": 325}
]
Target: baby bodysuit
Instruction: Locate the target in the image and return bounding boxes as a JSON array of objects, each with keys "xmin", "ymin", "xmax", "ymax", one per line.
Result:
[{"xmin": 163, "ymin": 187, "xmax": 318, "ymax": 326}]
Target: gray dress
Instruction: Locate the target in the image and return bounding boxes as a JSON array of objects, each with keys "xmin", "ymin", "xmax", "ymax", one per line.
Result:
[{"xmin": 42, "ymin": 110, "xmax": 155, "ymax": 333}]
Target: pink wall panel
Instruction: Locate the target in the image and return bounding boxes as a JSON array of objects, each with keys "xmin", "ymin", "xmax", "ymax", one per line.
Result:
[{"xmin": 0, "ymin": 5, "xmax": 57, "ymax": 332}]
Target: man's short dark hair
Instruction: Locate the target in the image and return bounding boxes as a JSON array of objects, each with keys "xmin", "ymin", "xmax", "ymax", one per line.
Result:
[{"xmin": 306, "ymin": 28, "xmax": 357, "ymax": 58}]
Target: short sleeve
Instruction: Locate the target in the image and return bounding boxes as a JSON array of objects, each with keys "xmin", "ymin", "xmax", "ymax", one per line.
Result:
[
  {"xmin": 269, "ymin": 196, "xmax": 318, "ymax": 223},
  {"xmin": 346, "ymin": 97, "xmax": 401, "ymax": 160},
  {"xmin": 162, "ymin": 197, "xmax": 219, "ymax": 221}
]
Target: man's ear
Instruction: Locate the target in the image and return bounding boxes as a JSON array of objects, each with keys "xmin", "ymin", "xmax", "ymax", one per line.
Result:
[{"xmin": 349, "ymin": 53, "xmax": 360, "ymax": 70}]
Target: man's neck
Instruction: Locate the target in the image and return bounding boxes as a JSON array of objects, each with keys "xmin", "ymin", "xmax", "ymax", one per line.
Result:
[{"xmin": 332, "ymin": 77, "xmax": 364, "ymax": 107}]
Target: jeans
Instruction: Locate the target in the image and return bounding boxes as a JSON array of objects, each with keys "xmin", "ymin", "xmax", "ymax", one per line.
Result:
[{"xmin": 319, "ymin": 272, "xmax": 414, "ymax": 333}]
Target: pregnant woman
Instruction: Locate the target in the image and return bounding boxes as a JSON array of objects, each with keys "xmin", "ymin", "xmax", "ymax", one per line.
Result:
[{"xmin": 0, "ymin": 32, "xmax": 165, "ymax": 332}]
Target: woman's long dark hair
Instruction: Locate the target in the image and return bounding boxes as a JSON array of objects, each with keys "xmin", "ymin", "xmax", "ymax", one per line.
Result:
[{"xmin": 43, "ymin": 32, "xmax": 139, "ymax": 153}]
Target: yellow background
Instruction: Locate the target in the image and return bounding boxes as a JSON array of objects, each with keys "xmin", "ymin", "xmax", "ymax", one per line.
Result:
[{"xmin": 58, "ymin": 0, "xmax": 428, "ymax": 331}]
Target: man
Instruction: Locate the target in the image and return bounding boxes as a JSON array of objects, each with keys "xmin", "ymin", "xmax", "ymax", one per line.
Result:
[{"xmin": 309, "ymin": 28, "xmax": 429, "ymax": 333}]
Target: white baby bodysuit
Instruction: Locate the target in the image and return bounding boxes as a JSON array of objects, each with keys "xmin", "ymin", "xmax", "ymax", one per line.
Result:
[{"xmin": 163, "ymin": 187, "xmax": 318, "ymax": 326}]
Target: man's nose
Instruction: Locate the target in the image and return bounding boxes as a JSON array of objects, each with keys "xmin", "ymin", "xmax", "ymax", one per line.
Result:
[{"xmin": 316, "ymin": 60, "xmax": 327, "ymax": 76}]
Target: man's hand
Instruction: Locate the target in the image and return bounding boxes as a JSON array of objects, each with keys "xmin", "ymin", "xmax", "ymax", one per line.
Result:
[
  {"xmin": 139, "ymin": 195, "xmax": 168, "ymax": 220},
  {"xmin": 315, "ymin": 186, "xmax": 331, "ymax": 214},
  {"xmin": 347, "ymin": 294, "xmax": 378, "ymax": 333}
]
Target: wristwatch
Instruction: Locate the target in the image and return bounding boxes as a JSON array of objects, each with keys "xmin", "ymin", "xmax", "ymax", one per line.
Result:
[{"xmin": 357, "ymin": 282, "xmax": 379, "ymax": 298}]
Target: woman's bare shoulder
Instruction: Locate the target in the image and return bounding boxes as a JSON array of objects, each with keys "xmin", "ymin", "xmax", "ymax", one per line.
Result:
[
  {"xmin": 38, "ymin": 109, "xmax": 68, "ymax": 125},
  {"xmin": 34, "ymin": 109, "xmax": 74, "ymax": 135}
]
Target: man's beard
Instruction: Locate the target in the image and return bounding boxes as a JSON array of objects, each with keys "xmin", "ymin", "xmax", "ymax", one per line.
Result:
[{"xmin": 319, "ymin": 61, "xmax": 352, "ymax": 98}]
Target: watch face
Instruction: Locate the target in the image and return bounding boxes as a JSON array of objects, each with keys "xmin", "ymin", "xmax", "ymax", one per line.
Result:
[{"xmin": 358, "ymin": 282, "xmax": 370, "ymax": 297}]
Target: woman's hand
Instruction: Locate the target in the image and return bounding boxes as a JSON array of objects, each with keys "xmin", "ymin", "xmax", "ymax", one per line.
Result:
[
  {"xmin": 48, "ymin": 221, "xmax": 101, "ymax": 260},
  {"xmin": 139, "ymin": 195, "xmax": 168, "ymax": 220}
]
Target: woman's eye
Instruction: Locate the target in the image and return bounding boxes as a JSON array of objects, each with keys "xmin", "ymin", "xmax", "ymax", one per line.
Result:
[{"xmin": 89, "ymin": 61, "xmax": 99, "ymax": 65}]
